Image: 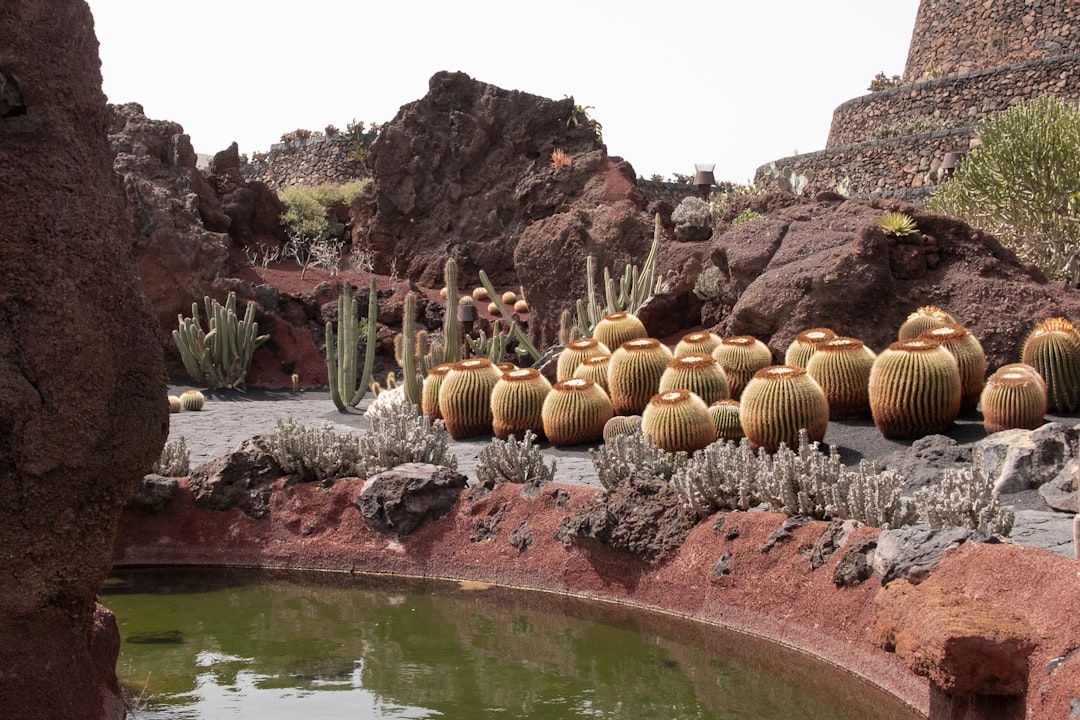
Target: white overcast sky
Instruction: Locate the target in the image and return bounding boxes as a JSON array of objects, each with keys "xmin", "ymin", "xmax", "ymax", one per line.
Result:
[{"xmin": 85, "ymin": 0, "xmax": 921, "ymax": 183}]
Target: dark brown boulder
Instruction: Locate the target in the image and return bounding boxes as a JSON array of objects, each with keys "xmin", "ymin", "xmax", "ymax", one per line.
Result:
[{"xmin": 0, "ymin": 2, "xmax": 169, "ymax": 717}]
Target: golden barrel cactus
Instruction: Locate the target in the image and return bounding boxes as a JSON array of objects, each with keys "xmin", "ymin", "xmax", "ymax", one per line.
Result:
[
  {"xmin": 572, "ymin": 354, "xmax": 612, "ymax": 392},
  {"xmin": 168, "ymin": 395, "xmax": 183, "ymax": 413},
  {"xmin": 602, "ymin": 414, "xmax": 642, "ymax": 443},
  {"xmin": 868, "ymin": 338, "xmax": 962, "ymax": 439},
  {"xmin": 920, "ymin": 323, "xmax": 986, "ymax": 414},
  {"xmin": 709, "ymin": 399, "xmax": 743, "ymax": 442},
  {"xmin": 490, "ymin": 368, "xmax": 552, "ymax": 440},
  {"xmin": 592, "ymin": 311, "xmax": 648, "ymax": 352},
  {"xmin": 438, "ymin": 358, "xmax": 503, "ymax": 439},
  {"xmin": 641, "ymin": 389, "xmax": 716, "ymax": 454},
  {"xmin": 1020, "ymin": 317, "xmax": 1080, "ymax": 413},
  {"xmin": 541, "ymin": 378, "xmax": 614, "ymax": 446},
  {"xmin": 898, "ymin": 305, "xmax": 956, "ymax": 340},
  {"xmin": 179, "ymin": 389, "xmax": 205, "ymax": 412},
  {"xmin": 673, "ymin": 330, "xmax": 722, "ymax": 359},
  {"xmin": 783, "ymin": 327, "xmax": 837, "ymax": 368},
  {"xmin": 607, "ymin": 338, "xmax": 674, "ymax": 415},
  {"xmin": 658, "ymin": 353, "xmax": 730, "ymax": 405},
  {"xmin": 980, "ymin": 363, "xmax": 1048, "ymax": 434},
  {"xmin": 805, "ymin": 336, "xmax": 876, "ymax": 420},
  {"xmin": 711, "ymin": 335, "xmax": 773, "ymax": 400},
  {"xmin": 421, "ymin": 363, "xmax": 454, "ymax": 421},
  {"xmin": 556, "ymin": 337, "xmax": 611, "ymax": 382},
  {"xmin": 739, "ymin": 365, "xmax": 829, "ymax": 453}
]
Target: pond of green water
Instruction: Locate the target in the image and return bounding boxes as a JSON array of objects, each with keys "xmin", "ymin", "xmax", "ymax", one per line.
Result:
[{"xmin": 102, "ymin": 568, "xmax": 921, "ymax": 720}]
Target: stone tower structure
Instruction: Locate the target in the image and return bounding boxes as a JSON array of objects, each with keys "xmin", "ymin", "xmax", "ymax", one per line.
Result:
[{"xmin": 757, "ymin": 0, "xmax": 1080, "ymax": 200}]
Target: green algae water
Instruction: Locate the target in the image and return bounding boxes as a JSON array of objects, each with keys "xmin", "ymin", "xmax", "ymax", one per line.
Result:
[{"xmin": 103, "ymin": 569, "xmax": 920, "ymax": 720}]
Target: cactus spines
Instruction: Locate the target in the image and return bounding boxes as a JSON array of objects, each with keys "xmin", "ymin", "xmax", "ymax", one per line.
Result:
[
  {"xmin": 179, "ymin": 389, "xmax": 205, "ymax": 412},
  {"xmin": 1020, "ymin": 317, "xmax": 1080, "ymax": 412},
  {"xmin": 172, "ymin": 291, "xmax": 269, "ymax": 389},
  {"xmin": 397, "ymin": 292, "xmax": 422, "ymax": 406},
  {"xmin": 421, "ymin": 363, "xmax": 454, "ymax": 421},
  {"xmin": 168, "ymin": 395, "xmax": 183, "ymax": 413},
  {"xmin": 602, "ymin": 414, "xmax": 642, "ymax": 443},
  {"xmin": 709, "ymin": 399, "xmax": 743, "ymax": 442},
  {"xmin": 641, "ymin": 389, "xmax": 716, "ymax": 454},
  {"xmin": 898, "ymin": 305, "xmax": 956, "ymax": 340},
  {"xmin": 784, "ymin": 327, "xmax": 838, "ymax": 368},
  {"xmin": 673, "ymin": 330, "xmax": 722, "ymax": 359},
  {"xmin": 869, "ymin": 338, "xmax": 962, "ymax": 439},
  {"xmin": 438, "ymin": 358, "xmax": 503, "ymax": 439},
  {"xmin": 327, "ymin": 279, "xmax": 379, "ymax": 412},
  {"xmin": 920, "ymin": 323, "xmax": 986, "ymax": 414},
  {"xmin": 572, "ymin": 354, "xmax": 612, "ymax": 392},
  {"xmin": 592, "ymin": 311, "xmax": 648, "ymax": 353},
  {"xmin": 558, "ymin": 308, "xmax": 583, "ymax": 345},
  {"xmin": 658, "ymin": 353, "xmax": 730, "ymax": 405},
  {"xmin": 442, "ymin": 258, "xmax": 462, "ymax": 364},
  {"xmin": 607, "ymin": 337, "xmax": 674, "ymax": 415},
  {"xmin": 490, "ymin": 368, "xmax": 552, "ymax": 441},
  {"xmin": 496, "ymin": 362, "xmax": 518, "ymax": 374},
  {"xmin": 556, "ymin": 338, "xmax": 611, "ymax": 382},
  {"xmin": 980, "ymin": 363, "xmax": 1048, "ymax": 434},
  {"xmin": 805, "ymin": 336, "xmax": 876, "ymax": 420},
  {"xmin": 739, "ymin": 365, "xmax": 829, "ymax": 453},
  {"xmin": 541, "ymin": 378, "xmax": 614, "ymax": 446},
  {"xmin": 711, "ymin": 335, "xmax": 773, "ymax": 400}
]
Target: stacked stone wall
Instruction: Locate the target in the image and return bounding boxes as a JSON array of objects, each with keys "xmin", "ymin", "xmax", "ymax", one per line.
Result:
[
  {"xmin": 241, "ymin": 134, "xmax": 365, "ymax": 192},
  {"xmin": 829, "ymin": 54, "xmax": 1080, "ymax": 148},
  {"xmin": 904, "ymin": 0, "xmax": 1080, "ymax": 82}
]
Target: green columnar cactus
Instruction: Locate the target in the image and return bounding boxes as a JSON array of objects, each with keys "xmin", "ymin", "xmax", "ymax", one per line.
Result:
[
  {"xmin": 179, "ymin": 389, "xmax": 205, "ymax": 412},
  {"xmin": 326, "ymin": 278, "xmax": 379, "ymax": 412},
  {"xmin": 673, "ymin": 330, "xmax": 722, "ymax": 359},
  {"xmin": 572, "ymin": 354, "xmax": 612, "ymax": 392},
  {"xmin": 805, "ymin": 336, "xmax": 877, "ymax": 420},
  {"xmin": 783, "ymin": 327, "xmax": 838, "ymax": 368},
  {"xmin": 421, "ymin": 363, "xmax": 454, "ymax": 422},
  {"xmin": 602, "ymin": 414, "xmax": 642, "ymax": 443},
  {"xmin": 980, "ymin": 363, "xmax": 1048, "ymax": 434},
  {"xmin": 438, "ymin": 358, "xmax": 503, "ymax": 439},
  {"xmin": 172, "ymin": 291, "xmax": 270, "ymax": 389},
  {"xmin": 478, "ymin": 270, "xmax": 540, "ymax": 361},
  {"xmin": 558, "ymin": 308, "xmax": 584, "ymax": 345},
  {"xmin": 641, "ymin": 389, "xmax": 716, "ymax": 454},
  {"xmin": 541, "ymin": 378, "xmax": 614, "ymax": 446},
  {"xmin": 711, "ymin": 335, "xmax": 773, "ymax": 400},
  {"xmin": 397, "ymin": 292, "xmax": 423, "ymax": 406},
  {"xmin": 490, "ymin": 368, "xmax": 553, "ymax": 440},
  {"xmin": 442, "ymin": 258, "xmax": 463, "ymax": 364},
  {"xmin": 897, "ymin": 305, "xmax": 956, "ymax": 340},
  {"xmin": 607, "ymin": 337, "xmax": 674, "ymax": 415},
  {"xmin": 592, "ymin": 311, "xmax": 648, "ymax": 353},
  {"xmin": 168, "ymin": 395, "xmax": 183, "ymax": 413},
  {"xmin": 709, "ymin": 399, "xmax": 743, "ymax": 442},
  {"xmin": 556, "ymin": 338, "xmax": 611, "ymax": 381},
  {"xmin": 739, "ymin": 365, "xmax": 829, "ymax": 453},
  {"xmin": 920, "ymin": 323, "xmax": 987, "ymax": 414},
  {"xmin": 658, "ymin": 353, "xmax": 730, "ymax": 405},
  {"xmin": 869, "ymin": 338, "xmax": 962, "ymax": 439},
  {"xmin": 1020, "ymin": 317, "xmax": 1080, "ymax": 412}
]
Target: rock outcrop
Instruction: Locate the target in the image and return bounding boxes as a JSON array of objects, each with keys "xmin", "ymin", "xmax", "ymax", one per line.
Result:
[{"xmin": 0, "ymin": 2, "xmax": 169, "ymax": 717}]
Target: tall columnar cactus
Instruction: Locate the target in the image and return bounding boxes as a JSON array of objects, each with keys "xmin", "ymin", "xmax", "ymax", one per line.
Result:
[
  {"xmin": 898, "ymin": 305, "xmax": 956, "ymax": 340},
  {"xmin": 920, "ymin": 323, "xmax": 986, "ymax": 414},
  {"xmin": 326, "ymin": 278, "xmax": 379, "ymax": 412},
  {"xmin": 397, "ymin": 292, "xmax": 423, "ymax": 406},
  {"xmin": 556, "ymin": 338, "xmax": 611, "ymax": 381},
  {"xmin": 805, "ymin": 336, "xmax": 876, "ymax": 420},
  {"xmin": 490, "ymin": 368, "xmax": 552, "ymax": 441},
  {"xmin": 709, "ymin": 399, "xmax": 743, "ymax": 442},
  {"xmin": 572, "ymin": 354, "xmax": 612, "ymax": 392},
  {"xmin": 980, "ymin": 363, "xmax": 1048, "ymax": 434},
  {"xmin": 602, "ymin": 414, "xmax": 642, "ymax": 443},
  {"xmin": 711, "ymin": 335, "xmax": 773, "ymax": 400},
  {"xmin": 421, "ymin": 363, "xmax": 454, "ymax": 422},
  {"xmin": 783, "ymin": 327, "xmax": 838, "ymax": 368},
  {"xmin": 739, "ymin": 365, "xmax": 829, "ymax": 453},
  {"xmin": 658, "ymin": 353, "xmax": 730, "ymax": 405},
  {"xmin": 438, "ymin": 358, "xmax": 503, "ymax": 439},
  {"xmin": 172, "ymin": 291, "xmax": 269, "ymax": 388},
  {"xmin": 641, "ymin": 389, "xmax": 716, "ymax": 454},
  {"xmin": 607, "ymin": 337, "xmax": 674, "ymax": 415},
  {"xmin": 869, "ymin": 338, "xmax": 962, "ymax": 439},
  {"xmin": 1020, "ymin": 317, "xmax": 1080, "ymax": 412},
  {"xmin": 592, "ymin": 311, "xmax": 648, "ymax": 353},
  {"xmin": 541, "ymin": 378, "xmax": 614, "ymax": 446},
  {"xmin": 442, "ymin": 258, "xmax": 463, "ymax": 364},
  {"xmin": 673, "ymin": 330, "xmax": 722, "ymax": 359}
]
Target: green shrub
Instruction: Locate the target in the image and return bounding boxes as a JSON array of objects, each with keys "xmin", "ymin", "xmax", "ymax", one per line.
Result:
[
  {"xmin": 279, "ymin": 180, "xmax": 366, "ymax": 242},
  {"xmin": 926, "ymin": 95, "xmax": 1080, "ymax": 284},
  {"xmin": 732, "ymin": 209, "xmax": 766, "ymax": 225}
]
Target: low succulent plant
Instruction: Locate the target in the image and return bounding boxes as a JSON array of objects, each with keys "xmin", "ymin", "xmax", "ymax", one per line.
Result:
[
  {"xmin": 804, "ymin": 336, "xmax": 876, "ymax": 420},
  {"xmin": 739, "ymin": 365, "xmax": 829, "ymax": 453},
  {"xmin": 876, "ymin": 211, "xmax": 919, "ymax": 237},
  {"xmin": 1020, "ymin": 317, "xmax": 1080, "ymax": 412},
  {"xmin": 490, "ymin": 368, "xmax": 552, "ymax": 441},
  {"xmin": 711, "ymin": 335, "xmax": 773, "ymax": 400},
  {"xmin": 541, "ymin": 378, "xmax": 614, "ymax": 446},
  {"xmin": 980, "ymin": 363, "xmax": 1048, "ymax": 434},
  {"xmin": 641, "ymin": 389, "xmax": 716, "ymax": 454},
  {"xmin": 607, "ymin": 337, "xmax": 674, "ymax": 415},
  {"xmin": 869, "ymin": 338, "xmax": 961, "ymax": 439},
  {"xmin": 657, "ymin": 353, "xmax": 730, "ymax": 405},
  {"xmin": 783, "ymin": 327, "xmax": 837, "ymax": 369}
]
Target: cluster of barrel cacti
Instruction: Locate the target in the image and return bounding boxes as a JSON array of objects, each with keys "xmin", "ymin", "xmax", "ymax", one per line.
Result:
[{"xmin": 168, "ymin": 389, "xmax": 205, "ymax": 412}]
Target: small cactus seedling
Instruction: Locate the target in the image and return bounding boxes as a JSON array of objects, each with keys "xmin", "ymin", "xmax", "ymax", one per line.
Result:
[
  {"xmin": 168, "ymin": 395, "xmax": 183, "ymax": 413},
  {"xmin": 602, "ymin": 414, "xmax": 642, "ymax": 443},
  {"xmin": 709, "ymin": 399, "xmax": 743, "ymax": 442}
]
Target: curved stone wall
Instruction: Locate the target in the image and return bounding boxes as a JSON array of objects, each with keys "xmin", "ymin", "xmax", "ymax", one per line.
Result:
[
  {"xmin": 904, "ymin": 0, "xmax": 1080, "ymax": 82},
  {"xmin": 241, "ymin": 134, "xmax": 366, "ymax": 192},
  {"xmin": 829, "ymin": 55, "xmax": 1080, "ymax": 148}
]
